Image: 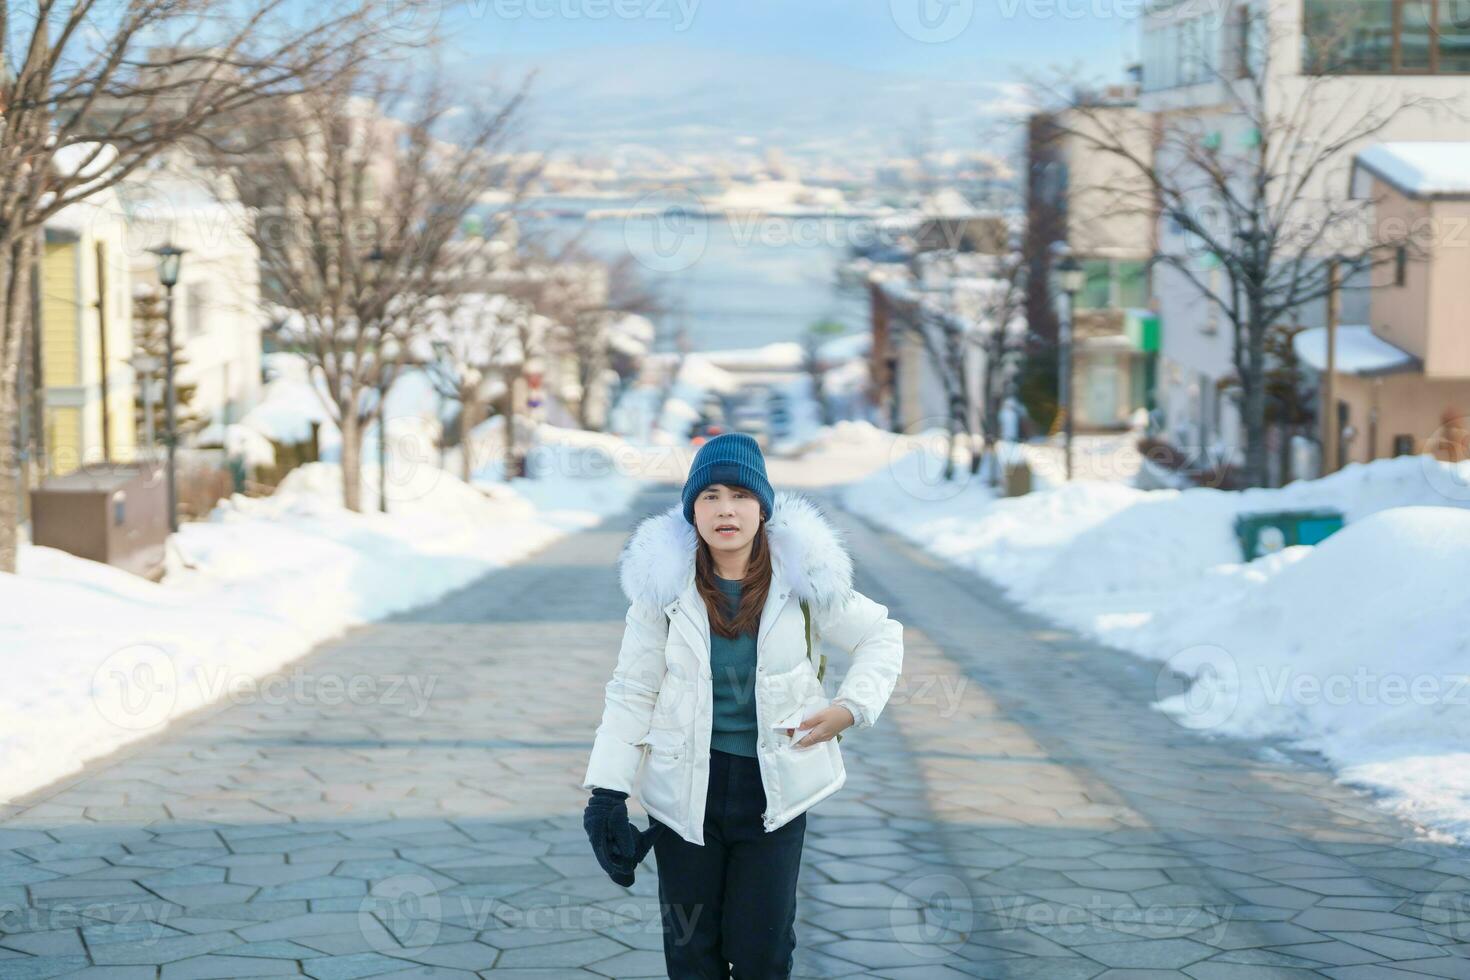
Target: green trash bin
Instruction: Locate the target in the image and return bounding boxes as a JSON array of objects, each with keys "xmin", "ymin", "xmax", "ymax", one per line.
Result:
[{"xmin": 1234, "ymin": 508, "xmax": 1345, "ymax": 561}]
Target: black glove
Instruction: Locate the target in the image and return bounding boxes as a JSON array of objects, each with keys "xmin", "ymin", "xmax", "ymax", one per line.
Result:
[{"xmin": 584, "ymin": 787, "xmax": 661, "ymax": 887}]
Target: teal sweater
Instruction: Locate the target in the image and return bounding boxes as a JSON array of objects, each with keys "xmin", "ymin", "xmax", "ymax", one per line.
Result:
[{"xmin": 710, "ymin": 575, "xmax": 759, "ymax": 757}]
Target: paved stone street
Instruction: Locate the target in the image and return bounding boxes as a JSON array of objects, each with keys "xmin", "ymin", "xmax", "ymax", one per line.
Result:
[{"xmin": 2, "ymin": 483, "xmax": 1469, "ymax": 979}]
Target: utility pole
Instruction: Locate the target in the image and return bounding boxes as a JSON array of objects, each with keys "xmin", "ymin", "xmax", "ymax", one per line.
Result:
[
  {"xmin": 95, "ymin": 241, "xmax": 111, "ymax": 463},
  {"xmin": 29, "ymin": 229, "xmax": 47, "ymax": 484},
  {"xmin": 1321, "ymin": 258, "xmax": 1339, "ymax": 476},
  {"xmin": 1052, "ymin": 251, "xmax": 1084, "ymax": 482}
]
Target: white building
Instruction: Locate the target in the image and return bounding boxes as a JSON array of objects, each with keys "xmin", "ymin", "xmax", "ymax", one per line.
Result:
[
  {"xmin": 869, "ymin": 252, "xmax": 1024, "ymax": 437},
  {"xmin": 1139, "ymin": 0, "xmax": 1470, "ymax": 468},
  {"xmin": 118, "ymin": 153, "xmax": 263, "ymax": 439}
]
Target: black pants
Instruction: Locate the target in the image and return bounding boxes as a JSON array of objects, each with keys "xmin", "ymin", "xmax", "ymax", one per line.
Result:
[{"xmin": 648, "ymin": 748, "xmax": 807, "ymax": 980}]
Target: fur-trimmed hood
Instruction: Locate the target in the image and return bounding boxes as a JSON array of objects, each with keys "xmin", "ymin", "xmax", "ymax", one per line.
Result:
[{"xmin": 619, "ymin": 490, "xmax": 854, "ymax": 610}]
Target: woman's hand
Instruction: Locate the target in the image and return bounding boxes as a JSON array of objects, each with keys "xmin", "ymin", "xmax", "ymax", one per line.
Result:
[
  {"xmin": 584, "ymin": 788, "xmax": 658, "ymax": 886},
  {"xmin": 786, "ymin": 703, "xmax": 855, "ymax": 748}
]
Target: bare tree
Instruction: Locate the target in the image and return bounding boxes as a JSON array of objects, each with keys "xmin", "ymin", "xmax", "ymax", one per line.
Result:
[
  {"xmin": 0, "ymin": 0, "xmax": 419, "ymax": 571},
  {"xmin": 886, "ymin": 249, "xmax": 1027, "ymax": 482},
  {"xmin": 421, "ymin": 289, "xmax": 534, "ymax": 483},
  {"xmin": 970, "ymin": 252, "xmax": 1030, "ymax": 483},
  {"xmin": 1032, "ymin": 5, "xmax": 1459, "ymax": 486},
  {"xmin": 525, "ymin": 240, "xmax": 663, "ymax": 432},
  {"xmin": 216, "ymin": 64, "xmax": 531, "ymax": 510}
]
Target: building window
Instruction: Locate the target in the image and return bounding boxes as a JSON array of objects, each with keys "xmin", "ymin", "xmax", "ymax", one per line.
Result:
[
  {"xmin": 185, "ymin": 281, "xmax": 208, "ymax": 339},
  {"xmin": 1077, "ymin": 259, "xmax": 1113, "ymax": 310},
  {"xmin": 1303, "ymin": 0, "xmax": 1470, "ymax": 74},
  {"xmin": 1118, "ymin": 261, "xmax": 1148, "ymax": 307},
  {"xmin": 1070, "ymin": 258, "xmax": 1150, "ymax": 311},
  {"xmin": 1142, "ymin": 13, "xmax": 1221, "ymax": 91},
  {"xmin": 1392, "ymin": 434, "xmax": 1414, "ymax": 455},
  {"xmin": 1441, "ymin": 2, "xmax": 1470, "ymax": 70},
  {"xmin": 1394, "ymin": 245, "xmax": 1407, "ymax": 286}
]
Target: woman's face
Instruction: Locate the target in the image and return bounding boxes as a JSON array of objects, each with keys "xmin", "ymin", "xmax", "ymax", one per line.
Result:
[{"xmin": 693, "ymin": 483, "xmax": 763, "ymax": 559}]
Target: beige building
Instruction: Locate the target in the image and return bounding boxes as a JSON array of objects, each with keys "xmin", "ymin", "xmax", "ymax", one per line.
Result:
[
  {"xmin": 1292, "ymin": 142, "xmax": 1470, "ymax": 467},
  {"xmin": 1140, "ymin": 0, "xmax": 1470, "ymax": 469},
  {"xmin": 1025, "ymin": 90, "xmax": 1157, "ymax": 430}
]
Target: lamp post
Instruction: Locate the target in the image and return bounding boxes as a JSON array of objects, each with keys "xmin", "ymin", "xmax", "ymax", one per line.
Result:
[
  {"xmin": 149, "ymin": 244, "xmax": 185, "ymax": 532},
  {"xmin": 1052, "ymin": 251, "xmax": 1085, "ymax": 482}
]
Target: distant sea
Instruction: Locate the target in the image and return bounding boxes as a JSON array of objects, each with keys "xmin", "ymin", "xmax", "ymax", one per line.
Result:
[{"xmin": 506, "ymin": 195, "xmax": 875, "ymax": 355}]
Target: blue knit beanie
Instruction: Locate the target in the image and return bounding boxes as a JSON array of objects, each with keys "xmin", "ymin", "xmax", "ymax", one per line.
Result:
[{"xmin": 681, "ymin": 433, "xmax": 775, "ymax": 525}]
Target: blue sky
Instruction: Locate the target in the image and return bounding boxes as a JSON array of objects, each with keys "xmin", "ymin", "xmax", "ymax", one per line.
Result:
[{"xmin": 431, "ymin": 0, "xmax": 1137, "ymax": 171}]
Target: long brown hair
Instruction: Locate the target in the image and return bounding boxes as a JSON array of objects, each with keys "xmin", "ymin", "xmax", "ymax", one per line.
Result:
[{"xmin": 695, "ymin": 496, "xmax": 773, "ymax": 639}]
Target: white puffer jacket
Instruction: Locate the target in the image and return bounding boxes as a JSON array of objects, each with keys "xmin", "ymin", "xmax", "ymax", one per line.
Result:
[{"xmin": 582, "ymin": 491, "xmax": 905, "ymax": 845}]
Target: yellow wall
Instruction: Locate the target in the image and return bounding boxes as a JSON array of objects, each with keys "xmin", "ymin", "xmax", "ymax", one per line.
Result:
[
  {"xmin": 41, "ymin": 242, "xmax": 79, "ymax": 388},
  {"xmin": 46, "ymin": 406, "xmax": 82, "ymax": 476},
  {"xmin": 107, "ymin": 386, "xmax": 138, "ymax": 461},
  {"xmin": 41, "ymin": 233, "xmax": 140, "ymax": 475}
]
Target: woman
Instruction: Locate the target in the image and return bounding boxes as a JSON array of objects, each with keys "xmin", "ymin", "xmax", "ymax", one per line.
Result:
[{"xmin": 582, "ymin": 432, "xmax": 905, "ymax": 979}]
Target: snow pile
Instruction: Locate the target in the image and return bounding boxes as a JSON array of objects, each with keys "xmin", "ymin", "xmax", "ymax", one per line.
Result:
[
  {"xmin": 239, "ymin": 352, "xmax": 337, "ymax": 448},
  {"xmin": 2, "ymin": 458, "xmax": 643, "ymax": 806},
  {"xmin": 1145, "ymin": 506, "xmax": 1470, "ymax": 841},
  {"xmin": 841, "ymin": 451, "xmax": 1470, "ymax": 842},
  {"xmin": 701, "ymin": 342, "xmax": 807, "ymax": 371},
  {"xmin": 655, "ymin": 354, "xmax": 739, "ymax": 442},
  {"xmin": 607, "ymin": 313, "xmax": 656, "ymax": 358},
  {"xmin": 239, "ymin": 354, "xmax": 453, "ymax": 466}
]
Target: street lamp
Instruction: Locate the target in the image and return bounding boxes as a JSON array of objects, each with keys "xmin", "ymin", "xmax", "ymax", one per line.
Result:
[
  {"xmin": 148, "ymin": 243, "xmax": 186, "ymax": 532},
  {"xmin": 1051, "ymin": 249, "xmax": 1085, "ymax": 482}
]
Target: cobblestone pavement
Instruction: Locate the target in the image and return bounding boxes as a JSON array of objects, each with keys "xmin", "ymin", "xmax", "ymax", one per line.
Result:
[{"xmin": 2, "ymin": 483, "xmax": 1468, "ymax": 979}]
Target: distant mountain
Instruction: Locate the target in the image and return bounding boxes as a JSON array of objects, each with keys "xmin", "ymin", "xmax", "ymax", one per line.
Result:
[{"xmin": 458, "ymin": 43, "xmax": 1031, "ymax": 172}]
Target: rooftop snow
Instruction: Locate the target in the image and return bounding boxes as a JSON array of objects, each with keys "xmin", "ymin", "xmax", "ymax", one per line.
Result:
[
  {"xmin": 1353, "ymin": 142, "xmax": 1470, "ymax": 199},
  {"xmin": 1292, "ymin": 324, "xmax": 1419, "ymax": 376}
]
